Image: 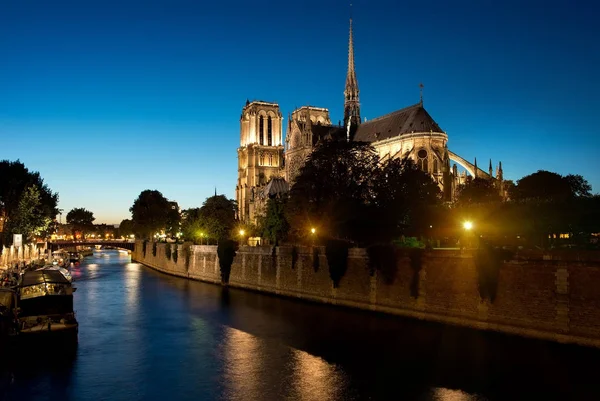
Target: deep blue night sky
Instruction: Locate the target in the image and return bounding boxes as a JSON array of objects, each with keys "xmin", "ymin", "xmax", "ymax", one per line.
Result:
[{"xmin": 1, "ymin": 0, "xmax": 598, "ymax": 224}]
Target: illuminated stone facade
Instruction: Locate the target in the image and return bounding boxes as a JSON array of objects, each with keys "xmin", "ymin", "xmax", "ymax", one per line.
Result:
[{"xmin": 236, "ymin": 101, "xmax": 285, "ymax": 222}]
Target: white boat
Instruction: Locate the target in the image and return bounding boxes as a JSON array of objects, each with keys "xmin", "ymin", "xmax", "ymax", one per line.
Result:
[{"xmin": 37, "ymin": 265, "xmax": 73, "ymax": 283}]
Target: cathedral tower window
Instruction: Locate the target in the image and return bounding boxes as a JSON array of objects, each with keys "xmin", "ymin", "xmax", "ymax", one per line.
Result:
[
  {"xmin": 267, "ymin": 116, "xmax": 272, "ymax": 146},
  {"xmin": 433, "ymin": 158, "xmax": 439, "ymax": 174},
  {"xmin": 259, "ymin": 154, "xmax": 265, "ymax": 166},
  {"xmin": 268, "ymin": 154, "xmax": 273, "ymax": 166},
  {"xmin": 259, "ymin": 116, "xmax": 264, "ymax": 145}
]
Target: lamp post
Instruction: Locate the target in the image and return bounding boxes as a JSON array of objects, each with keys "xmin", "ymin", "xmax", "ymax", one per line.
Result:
[{"xmin": 239, "ymin": 229, "xmax": 246, "ymax": 246}]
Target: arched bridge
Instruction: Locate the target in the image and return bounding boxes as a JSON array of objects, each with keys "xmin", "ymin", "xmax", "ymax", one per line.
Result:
[{"xmin": 48, "ymin": 240, "xmax": 135, "ymax": 252}]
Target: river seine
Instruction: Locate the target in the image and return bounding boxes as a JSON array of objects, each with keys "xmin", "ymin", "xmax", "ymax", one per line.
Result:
[{"xmin": 2, "ymin": 249, "xmax": 600, "ymax": 400}]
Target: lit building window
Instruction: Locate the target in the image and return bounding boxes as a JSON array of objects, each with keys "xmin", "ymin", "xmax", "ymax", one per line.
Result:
[
  {"xmin": 259, "ymin": 116, "xmax": 264, "ymax": 145},
  {"xmin": 267, "ymin": 116, "xmax": 272, "ymax": 146}
]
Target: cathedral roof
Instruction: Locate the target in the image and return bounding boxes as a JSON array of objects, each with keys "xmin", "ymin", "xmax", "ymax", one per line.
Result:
[
  {"xmin": 261, "ymin": 177, "xmax": 289, "ymax": 198},
  {"xmin": 310, "ymin": 125, "xmax": 345, "ymax": 144},
  {"xmin": 353, "ymin": 103, "xmax": 443, "ymax": 143}
]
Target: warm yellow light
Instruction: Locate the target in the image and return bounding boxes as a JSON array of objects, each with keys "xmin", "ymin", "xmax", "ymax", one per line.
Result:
[
  {"xmin": 463, "ymin": 221, "xmax": 473, "ymax": 231},
  {"xmin": 310, "ymin": 228, "xmax": 316, "ymax": 235},
  {"xmin": 239, "ymin": 229, "xmax": 245, "ymax": 236}
]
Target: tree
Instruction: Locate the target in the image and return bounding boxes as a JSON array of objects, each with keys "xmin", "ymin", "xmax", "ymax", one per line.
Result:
[
  {"xmin": 373, "ymin": 158, "xmax": 441, "ymax": 239},
  {"xmin": 181, "ymin": 208, "xmax": 205, "ymax": 244},
  {"xmin": 457, "ymin": 177, "xmax": 501, "ymax": 205},
  {"xmin": 285, "ymin": 141, "xmax": 440, "ymax": 245},
  {"xmin": 564, "ymin": 174, "xmax": 592, "ymax": 198},
  {"xmin": 198, "ymin": 195, "xmax": 237, "ymax": 242},
  {"xmin": 258, "ymin": 197, "xmax": 290, "ymax": 245},
  {"xmin": 118, "ymin": 219, "xmax": 135, "ymax": 237},
  {"xmin": 285, "ymin": 140, "xmax": 379, "ymax": 244},
  {"xmin": 130, "ymin": 190, "xmax": 171, "ymax": 239},
  {"xmin": 66, "ymin": 208, "xmax": 95, "ymax": 239},
  {"xmin": 0, "ymin": 160, "xmax": 59, "ymax": 244},
  {"xmin": 8, "ymin": 186, "xmax": 52, "ymax": 242},
  {"xmin": 166, "ymin": 202, "xmax": 181, "ymax": 238},
  {"xmin": 511, "ymin": 170, "xmax": 591, "ymax": 202}
]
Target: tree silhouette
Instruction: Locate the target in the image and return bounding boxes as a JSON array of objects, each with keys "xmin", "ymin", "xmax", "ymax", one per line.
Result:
[
  {"xmin": 66, "ymin": 207, "xmax": 95, "ymax": 239},
  {"xmin": 130, "ymin": 190, "xmax": 171, "ymax": 239}
]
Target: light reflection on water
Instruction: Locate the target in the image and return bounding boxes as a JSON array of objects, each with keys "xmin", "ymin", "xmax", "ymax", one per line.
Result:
[
  {"xmin": 291, "ymin": 349, "xmax": 350, "ymax": 401},
  {"xmin": 433, "ymin": 388, "xmax": 481, "ymax": 401}
]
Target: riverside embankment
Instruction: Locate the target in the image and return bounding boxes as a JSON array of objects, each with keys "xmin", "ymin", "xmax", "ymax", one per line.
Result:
[{"xmin": 133, "ymin": 240, "xmax": 600, "ymax": 348}]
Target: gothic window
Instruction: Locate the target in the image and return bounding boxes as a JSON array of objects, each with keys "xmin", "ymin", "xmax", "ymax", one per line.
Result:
[
  {"xmin": 259, "ymin": 116, "xmax": 264, "ymax": 145},
  {"xmin": 417, "ymin": 149, "xmax": 428, "ymax": 173},
  {"xmin": 267, "ymin": 116, "xmax": 272, "ymax": 146},
  {"xmin": 259, "ymin": 154, "xmax": 265, "ymax": 166},
  {"xmin": 433, "ymin": 158, "xmax": 438, "ymax": 173},
  {"xmin": 268, "ymin": 154, "xmax": 273, "ymax": 166}
]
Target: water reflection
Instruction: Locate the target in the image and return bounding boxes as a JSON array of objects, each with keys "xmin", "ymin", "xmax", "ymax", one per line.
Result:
[
  {"xmin": 124, "ymin": 262, "xmax": 141, "ymax": 311},
  {"xmin": 291, "ymin": 349, "xmax": 350, "ymax": 401},
  {"xmin": 222, "ymin": 327, "xmax": 263, "ymax": 401},
  {"xmin": 432, "ymin": 387, "xmax": 483, "ymax": 401}
]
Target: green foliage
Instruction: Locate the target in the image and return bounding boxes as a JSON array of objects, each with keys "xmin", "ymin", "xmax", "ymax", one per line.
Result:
[
  {"xmin": 366, "ymin": 244, "xmax": 398, "ymax": 284},
  {"xmin": 152, "ymin": 242, "xmax": 157, "ymax": 257},
  {"xmin": 165, "ymin": 244, "xmax": 172, "ymax": 260},
  {"xmin": 7, "ymin": 186, "xmax": 52, "ymax": 242},
  {"xmin": 325, "ymin": 239, "xmax": 350, "ymax": 288},
  {"xmin": 66, "ymin": 207, "xmax": 95, "ymax": 238},
  {"xmin": 119, "ymin": 219, "xmax": 135, "ymax": 237},
  {"xmin": 258, "ymin": 197, "xmax": 290, "ymax": 245},
  {"xmin": 130, "ymin": 190, "xmax": 172, "ymax": 239},
  {"xmin": 457, "ymin": 177, "xmax": 501, "ymax": 205},
  {"xmin": 173, "ymin": 247, "xmax": 178, "ymax": 263},
  {"xmin": 217, "ymin": 239, "xmax": 238, "ymax": 284},
  {"xmin": 142, "ymin": 240, "xmax": 148, "ymax": 257},
  {"xmin": 200, "ymin": 195, "xmax": 237, "ymax": 243},
  {"xmin": 0, "ymin": 160, "xmax": 59, "ymax": 244},
  {"xmin": 166, "ymin": 202, "xmax": 181, "ymax": 238},
  {"xmin": 393, "ymin": 236, "xmax": 425, "ymax": 249},
  {"xmin": 511, "ymin": 170, "xmax": 591, "ymax": 202},
  {"xmin": 372, "ymin": 158, "xmax": 441, "ymax": 240},
  {"xmin": 285, "ymin": 142, "xmax": 440, "ymax": 245},
  {"xmin": 181, "ymin": 208, "xmax": 204, "ymax": 244}
]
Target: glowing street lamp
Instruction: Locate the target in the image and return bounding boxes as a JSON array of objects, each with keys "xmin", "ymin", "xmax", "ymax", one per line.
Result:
[
  {"xmin": 310, "ymin": 227, "xmax": 316, "ymax": 235},
  {"xmin": 463, "ymin": 221, "xmax": 473, "ymax": 231},
  {"xmin": 239, "ymin": 229, "xmax": 245, "ymax": 236}
]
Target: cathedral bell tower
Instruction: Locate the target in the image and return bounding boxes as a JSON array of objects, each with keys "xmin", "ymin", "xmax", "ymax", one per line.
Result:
[
  {"xmin": 236, "ymin": 101, "xmax": 284, "ymax": 223},
  {"xmin": 343, "ymin": 16, "xmax": 361, "ymax": 136}
]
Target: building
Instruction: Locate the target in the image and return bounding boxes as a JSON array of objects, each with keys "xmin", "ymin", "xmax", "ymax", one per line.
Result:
[{"xmin": 236, "ymin": 16, "xmax": 504, "ymax": 224}]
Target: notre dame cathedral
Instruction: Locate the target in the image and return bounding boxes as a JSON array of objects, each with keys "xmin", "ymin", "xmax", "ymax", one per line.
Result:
[{"xmin": 236, "ymin": 18, "xmax": 504, "ymax": 223}]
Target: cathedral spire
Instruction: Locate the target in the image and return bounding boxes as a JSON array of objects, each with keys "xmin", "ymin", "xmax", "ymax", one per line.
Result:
[{"xmin": 344, "ymin": 7, "xmax": 360, "ymax": 130}]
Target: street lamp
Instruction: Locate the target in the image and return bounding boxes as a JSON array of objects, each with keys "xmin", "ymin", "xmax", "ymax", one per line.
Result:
[
  {"xmin": 310, "ymin": 227, "xmax": 316, "ymax": 235},
  {"xmin": 462, "ymin": 221, "xmax": 474, "ymax": 249},
  {"xmin": 239, "ymin": 229, "xmax": 246, "ymax": 246}
]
